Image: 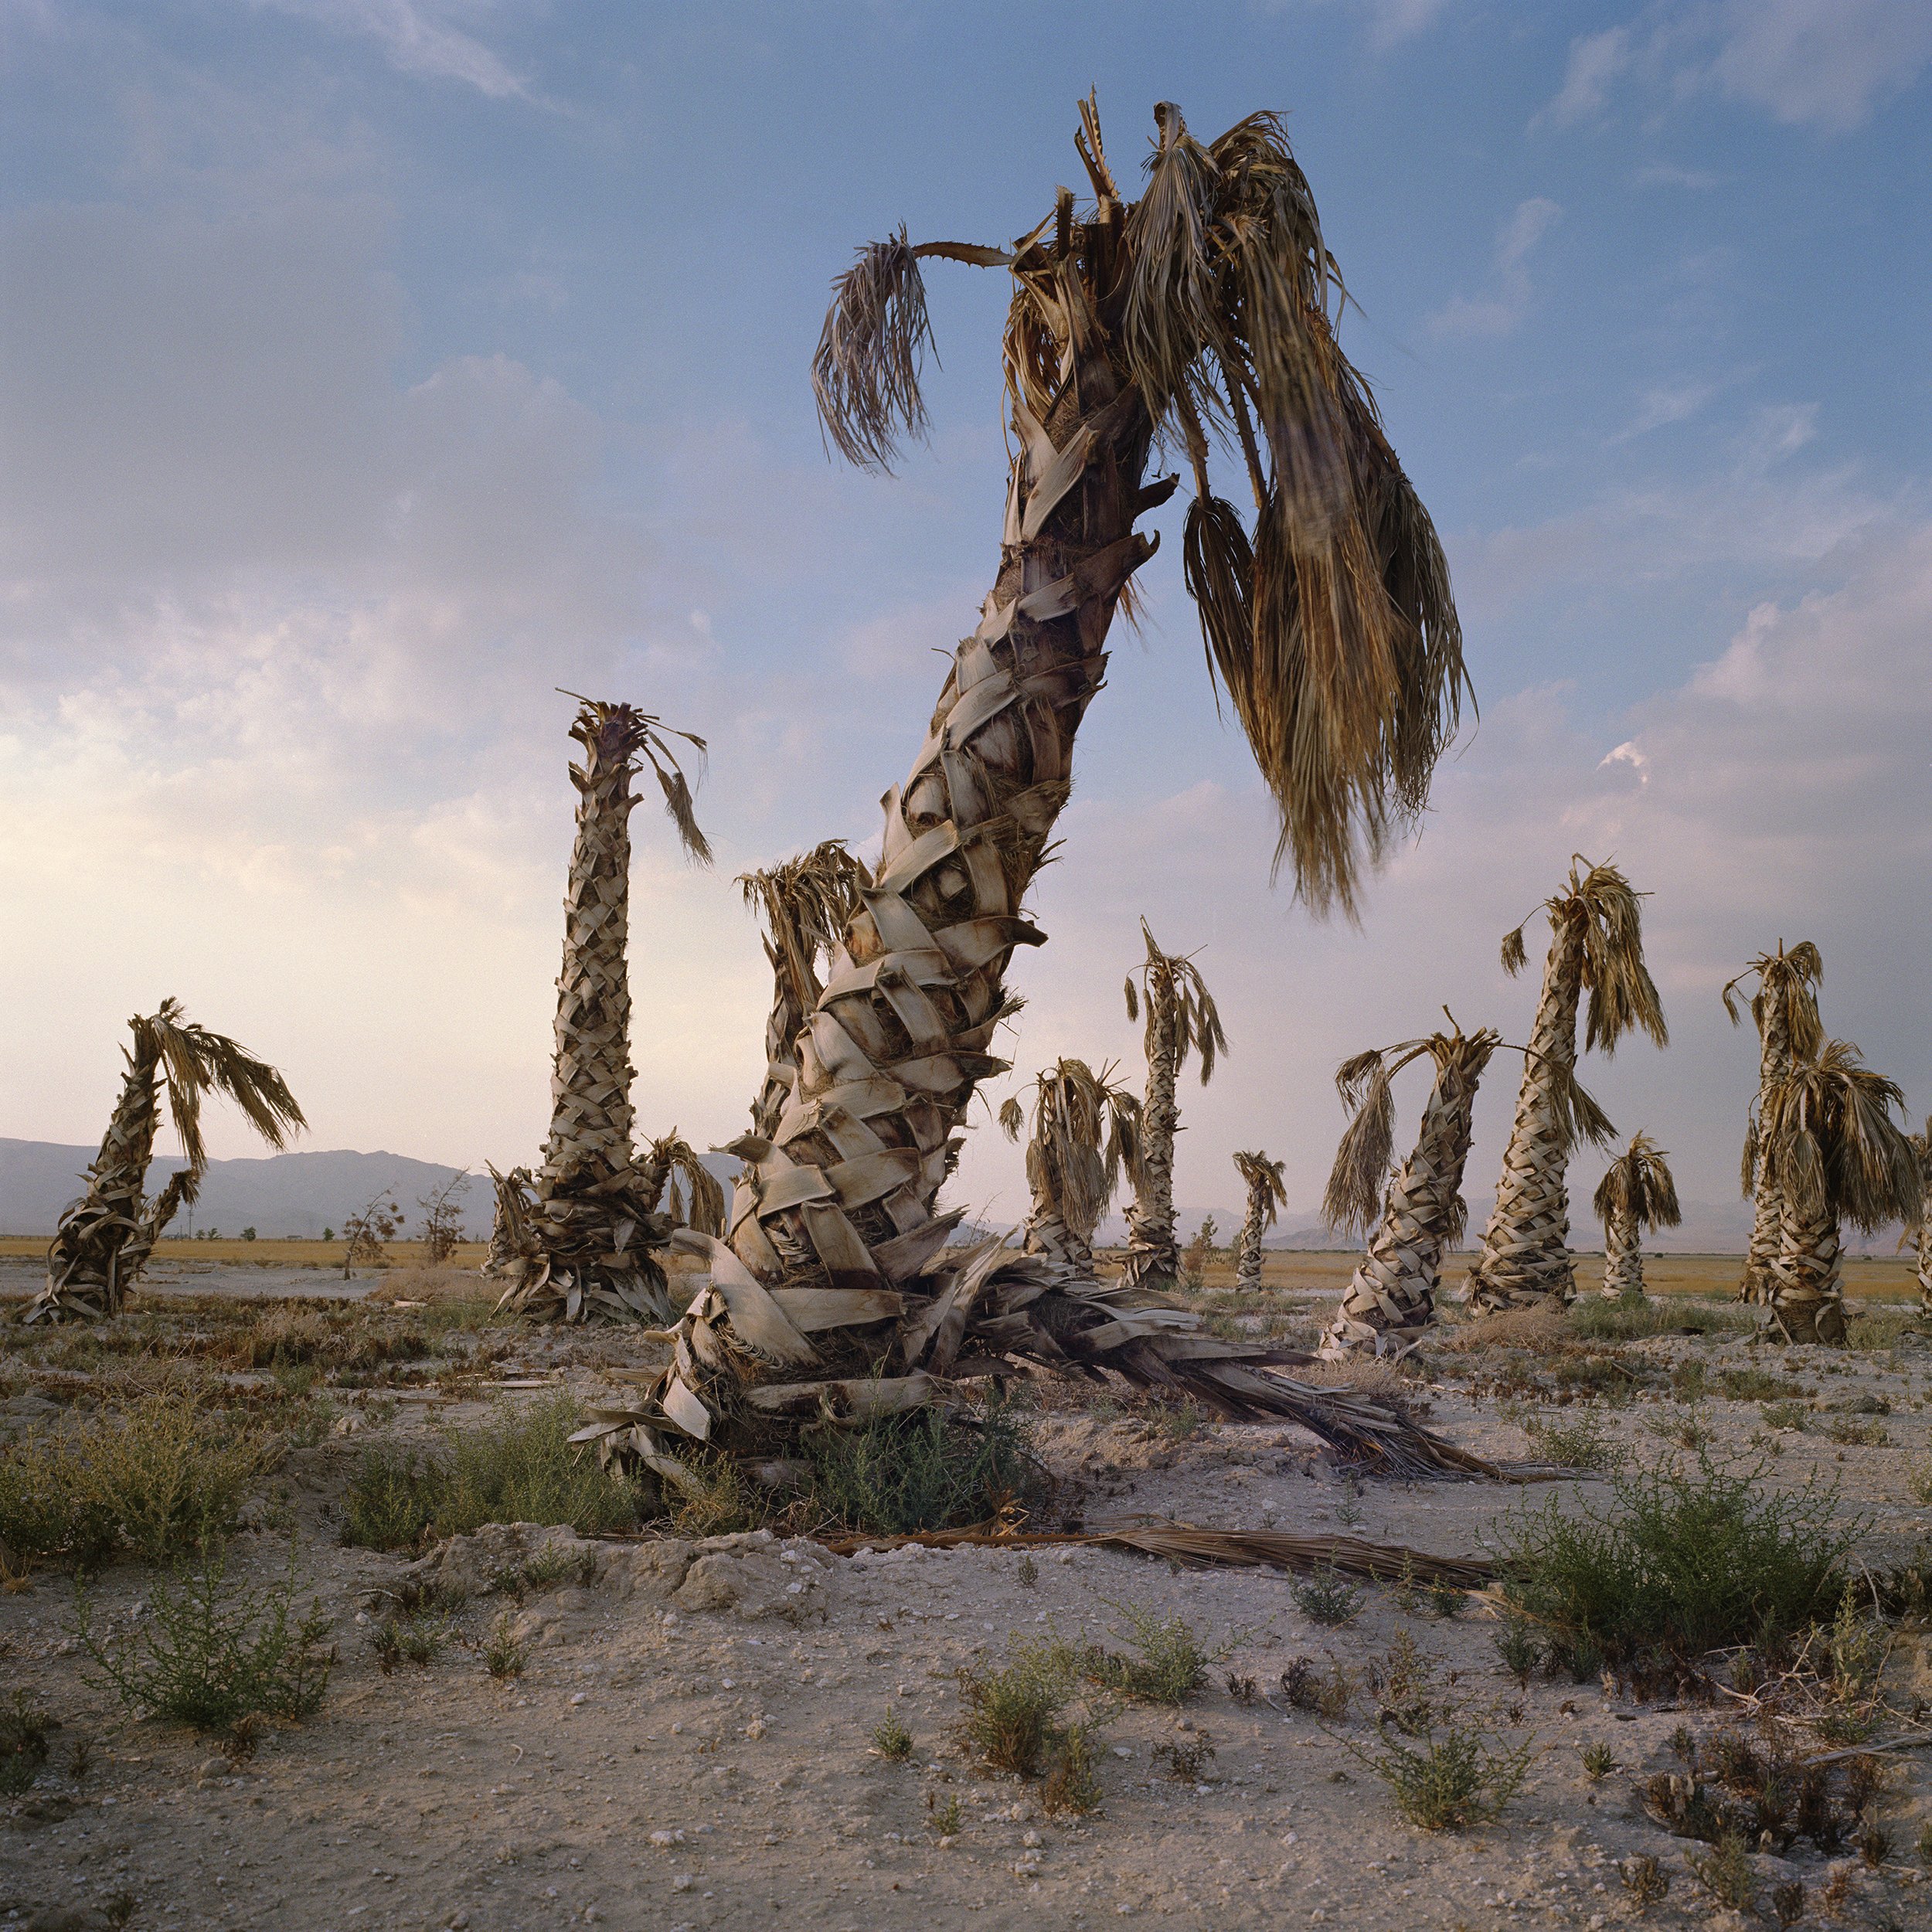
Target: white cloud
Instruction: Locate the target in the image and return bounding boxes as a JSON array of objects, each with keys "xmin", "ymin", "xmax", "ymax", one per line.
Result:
[
  {"xmin": 1535, "ymin": 26, "xmax": 1632, "ymax": 128},
  {"xmin": 1609, "ymin": 379, "xmax": 1720, "ymax": 443},
  {"xmin": 1364, "ymin": 0, "xmax": 1450, "ymax": 50},
  {"xmin": 250, "ymin": 0, "xmax": 530, "ymax": 100},
  {"xmin": 1429, "ymin": 196, "xmax": 1561, "ymax": 338},
  {"xmin": 1538, "ymin": 2, "xmax": 1932, "ymax": 138}
]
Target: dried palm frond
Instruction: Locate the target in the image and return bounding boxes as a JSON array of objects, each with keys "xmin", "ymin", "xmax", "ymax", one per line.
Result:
[
  {"xmin": 28, "ymin": 1000, "xmax": 306, "ymax": 1323},
  {"xmin": 1003, "ymin": 1058, "xmax": 1144, "ymax": 1268},
  {"xmin": 643, "ymin": 1132, "xmax": 726, "ymax": 1239}
]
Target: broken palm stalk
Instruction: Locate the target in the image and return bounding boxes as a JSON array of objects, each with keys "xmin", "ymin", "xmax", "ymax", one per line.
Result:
[
  {"xmin": 577, "ymin": 97, "xmax": 1475, "ymax": 1480},
  {"xmin": 1231, "ymin": 1149, "xmax": 1287, "ymax": 1291},
  {"xmin": 1120, "ymin": 920, "xmax": 1226, "ymax": 1293},
  {"xmin": 998, "ymin": 1056, "xmax": 1142, "ymax": 1275},
  {"xmin": 1757, "ymin": 1041, "xmax": 1920, "ymax": 1345},
  {"xmin": 26, "ymin": 1000, "xmax": 304, "ymax": 1324},
  {"xmin": 812, "ymin": 1522, "xmax": 1493, "ymax": 1587},
  {"xmin": 1465, "ymin": 859, "xmax": 1667, "ymax": 1315},
  {"xmin": 1724, "ymin": 942, "xmax": 1824, "ymax": 1304},
  {"xmin": 488, "ymin": 698, "xmax": 711, "ymax": 1325},
  {"xmin": 1593, "ymin": 1131, "xmax": 1680, "ymax": 1300}
]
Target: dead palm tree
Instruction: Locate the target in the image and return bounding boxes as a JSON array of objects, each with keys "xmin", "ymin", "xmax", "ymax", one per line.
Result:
[
  {"xmin": 488, "ymin": 697, "xmax": 709, "ymax": 1325},
  {"xmin": 1758, "ymin": 1043, "xmax": 1922, "ymax": 1345},
  {"xmin": 1466, "ymin": 859, "xmax": 1668, "ymax": 1314},
  {"xmin": 1593, "ymin": 1132, "xmax": 1681, "ymax": 1301},
  {"xmin": 1121, "ymin": 920, "xmax": 1226, "ymax": 1292},
  {"xmin": 1903, "ymin": 1115, "xmax": 1932, "ymax": 1315},
  {"xmin": 1317, "ymin": 1025, "xmax": 1500, "ymax": 1359},
  {"xmin": 1232, "ymin": 1149, "xmax": 1288, "ymax": 1290},
  {"xmin": 26, "ymin": 1000, "xmax": 304, "ymax": 1323},
  {"xmin": 1724, "ymin": 942, "xmax": 1824, "ymax": 1304},
  {"xmin": 583, "ymin": 97, "xmax": 1498, "ymax": 1481},
  {"xmin": 998, "ymin": 1058, "xmax": 1143, "ymax": 1274}
]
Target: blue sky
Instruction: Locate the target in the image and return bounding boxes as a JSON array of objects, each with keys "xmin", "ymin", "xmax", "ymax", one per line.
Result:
[{"xmin": 4, "ymin": 1, "xmax": 1929, "ymax": 1231}]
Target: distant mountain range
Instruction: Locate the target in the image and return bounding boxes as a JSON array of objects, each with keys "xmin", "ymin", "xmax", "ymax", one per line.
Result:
[{"xmin": 0, "ymin": 1140, "xmax": 737, "ymax": 1241}]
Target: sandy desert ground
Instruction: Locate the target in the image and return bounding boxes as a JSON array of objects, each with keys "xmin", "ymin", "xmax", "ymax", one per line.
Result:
[{"xmin": 1, "ymin": 1261, "xmax": 1927, "ymax": 1932}]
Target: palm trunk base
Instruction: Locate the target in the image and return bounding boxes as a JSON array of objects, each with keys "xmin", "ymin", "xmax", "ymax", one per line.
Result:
[
  {"xmin": 1318, "ymin": 1254, "xmax": 1437, "ymax": 1359},
  {"xmin": 1464, "ymin": 1247, "xmax": 1575, "ymax": 1314},
  {"xmin": 577, "ymin": 1234, "xmax": 1505, "ymax": 1482},
  {"xmin": 1121, "ymin": 1209, "xmax": 1179, "ymax": 1294},
  {"xmin": 485, "ymin": 1162, "xmax": 673, "ymax": 1326},
  {"xmin": 1600, "ymin": 1217, "xmax": 1645, "ymax": 1300},
  {"xmin": 1765, "ymin": 1219, "xmax": 1845, "ymax": 1345}
]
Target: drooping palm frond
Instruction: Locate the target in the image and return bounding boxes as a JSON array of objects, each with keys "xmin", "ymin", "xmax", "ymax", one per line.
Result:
[
  {"xmin": 1233, "ymin": 1148, "xmax": 1289, "ymax": 1228},
  {"xmin": 645, "ymin": 1133, "xmax": 726, "ymax": 1239},
  {"xmin": 1124, "ymin": 918, "xmax": 1227, "ymax": 1084},
  {"xmin": 1723, "ymin": 940, "xmax": 1824, "ymax": 1060},
  {"xmin": 141, "ymin": 996, "xmax": 307, "ymax": 1178},
  {"xmin": 810, "ymin": 98, "xmax": 1468, "ymax": 919},
  {"xmin": 739, "ymin": 840, "xmax": 872, "ymax": 1017},
  {"xmin": 1592, "ymin": 1132, "xmax": 1682, "ymax": 1236},
  {"xmin": 1003, "ymin": 1058, "xmax": 1145, "ymax": 1246},
  {"xmin": 1760, "ymin": 1042, "xmax": 1922, "ymax": 1234},
  {"xmin": 1505, "ymin": 858, "xmax": 1667, "ymax": 1056}
]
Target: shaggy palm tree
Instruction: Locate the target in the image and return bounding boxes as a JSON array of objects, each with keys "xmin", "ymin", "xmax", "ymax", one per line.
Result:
[
  {"xmin": 1316, "ymin": 1026, "xmax": 1500, "ymax": 1359},
  {"xmin": 1121, "ymin": 920, "xmax": 1226, "ymax": 1291},
  {"xmin": 1723, "ymin": 941, "xmax": 1824, "ymax": 1304},
  {"xmin": 1465, "ymin": 859, "xmax": 1668, "ymax": 1314},
  {"xmin": 998, "ymin": 1059, "xmax": 1143, "ymax": 1274},
  {"xmin": 26, "ymin": 999, "xmax": 304, "ymax": 1323},
  {"xmin": 488, "ymin": 697, "xmax": 709, "ymax": 1325},
  {"xmin": 1593, "ymin": 1132, "xmax": 1681, "ymax": 1301},
  {"xmin": 1903, "ymin": 1115, "xmax": 1932, "ymax": 1315},
  {"xmin": 1757, "ymin": 1043, "xmax": 1922, "ymax": 1345},
  {"xmin": 580, "ymin": 97, "xmax": 1498, "ymax": 1480},
  {"xmin": 1232, "ymin": 1149, "xmax": 1288, "ymax": 1290}
]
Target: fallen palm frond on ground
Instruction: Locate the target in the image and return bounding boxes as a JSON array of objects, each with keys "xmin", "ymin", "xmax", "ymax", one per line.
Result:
[{"xmin": 809, "ymin": 1520, "xmax": 1494, "ymax": 1587}]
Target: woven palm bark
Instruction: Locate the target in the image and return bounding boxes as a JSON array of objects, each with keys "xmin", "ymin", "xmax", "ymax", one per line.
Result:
[
  {"xmin": 1124, "ymin": 985, "xmax": 1181, "ymax": 1290},
  {"xmin": 1318, "ymin": 1034, "xmax": 1493, "ymax": 1358},
  {"xmin": 29, "ymin": 1050, "xmax": 173, "ymax": 1323},
  {"xmin": 1600, "ymin": 1207, "xmax": 1645, "ymax": 1299},
  {"xmin": 1740, "ymin": 995, "xmax": 1800, "ymax": 1304},
  {"xmin": 491, "ymin": 703, "xmax": 674, "ymax": 1325},
  {"xmin": 1235, "ymin": 1194, "xmax": 1267, "ymax": 1291},
  {"xmin": 1467, "ymin": 923, "xmax": 1586, "ymax": 1312},
  {"xmin": 1766, "ymin": 1202, "xmax": 1846, "ymax": 1345},
  {"xmin": 1916, "ymin": 1224, "xmax": 1932, "ymax": 1316}
]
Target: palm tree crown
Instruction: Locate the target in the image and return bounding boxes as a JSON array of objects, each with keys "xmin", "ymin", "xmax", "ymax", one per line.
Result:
[
  {"xmin": 1759, "ymin": 1043, "xmax": 1921, "ymax": 1236},
  {"xmin": 131, "ymin": 997, "xmax": 307, "ymax": 1179},
  {"xmin": 1592, "ymin": 1133, "xmax": 1682, "ymax": 1238},
  {"xmin": 815, "ymin": 96, "xmax": 1468, "ymax": 915},
  {"xmin": 999, "ymin": 1058, "xmax": 1145, "ymax": 1250}
]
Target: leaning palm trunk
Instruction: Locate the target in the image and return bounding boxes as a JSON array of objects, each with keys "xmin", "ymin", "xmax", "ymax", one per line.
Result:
[
  {"xmin": 490, "ymin": 699, "xmax": 709, "ymax": 1325},
  {"xmin": 1467, "ymin": 859, "xmax": 1666, "ymax": 1315},
  {"xmin": 1232, "ymin": 1149, "xmax": 1287, "ymax": 1291},
  {"xmin": 29, "ymin": 1001, "xmax": 304, "ymax": 1323},
  {"xmin": 1318, "ymin": 1029, "xmax": 1498, "ymax": 1359},
  {"xmin": 1726, "ymin": 944, "xmax": 1823, "ymax": 1303},
  {"xmin": 578, "ymin": 100, "xmax": 1494, "ymax": 1481},
  {"xmin": 1121, "ymin": 921, "xmax": 1224, "ymax": 1294}
]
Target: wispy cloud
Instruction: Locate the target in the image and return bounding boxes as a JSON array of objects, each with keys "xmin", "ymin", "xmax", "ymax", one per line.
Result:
[
  {"xmin": 1608, "ymin": 379, "xmax": 1721, "ymax": 444},
  {"xmin": 1428, "ymin": 196, "xmax": 1561, "ymax": 338},
  {"xmin": 1634, "ymin": 161, "xmax": 1721, "ymax": 189},
  {"xmin": 1533, "ymin": 26, "xmax": 1631, "ymax": 129},
  {"xmin": 251, "ymin": 1, "xmax": 530, "ymax": 100}
]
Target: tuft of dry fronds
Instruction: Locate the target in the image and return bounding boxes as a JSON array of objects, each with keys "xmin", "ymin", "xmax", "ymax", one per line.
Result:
[
  {"xmin": 1723, "ymin": 940, "xmax": 1823, "ymax": 1060},
  {"xmin": 1760, "ymin": 1041, "xmax": 1922, "ymax": 1235},
  {"xmin": 563, "ymin": 693, "xmax": 712, "ymax": 868},
  {"xmin": 1004, "ymin": 1059, "xmax": 1145, "ymax": 1245},
  {"xmin": 1592, "ymin": 1132, "xmax": 1682, "ymax": 1236},
  {"xmin": 811, "ymin": 230, "xmax": 934, "ymax": 472},
  {"xmin": 644, "ymin": 1132, "xmax": 726, "ymax": 1239},
  {"xmin": 739, "ymin": 840, "xmax": 872, "ymax": 1020},
  {"xmin": 1124, "ymin": 917, "xmax": 1227, "ymax": 1084}
]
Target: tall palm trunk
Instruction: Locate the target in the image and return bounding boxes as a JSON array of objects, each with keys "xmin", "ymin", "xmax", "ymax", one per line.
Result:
[
  {"xmin": 1126, "ymin": 980, "xmax": 1181, "ymax": 1287},
  {"xmin": 37, "ymin": 1044, "xmax": 172, "ymax": 1322},
  {"xmin": 1467, "ymin": 923, "xmax": 1587, "ymax": 1311},
  {"xmin": 1319, "ymin": 1032, "xmax": 1495, "ymax": 1359},
  {"xmin": 1767, "ymin": 1202, "xmax": 1845, "ymax": 1345},
  {"xmin": 1915, "ymin": 1223, "xmax": 1932, "ymax": 1316},
  {"xmin": 1740, "ymin": 985, "xmax": 1801, "ymax": 1303},
  {"xmin": 1600, "ymin": 1206, "xmax": 1645, "ymax": 1299},
  {"xmin": 492, "ymin": 702, "xmax": 701, "ymax": 1325}
]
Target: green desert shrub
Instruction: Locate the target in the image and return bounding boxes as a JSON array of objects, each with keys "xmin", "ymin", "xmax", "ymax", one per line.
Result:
[
  {"xmin": 1349, "ymin": 1716, "xmax": 1533, "ymax": 1831},
  {"xmin": 339, "ymin": 1393, "xmax": 643, "ymax": 1552},
  {"xmin": 1497, "ymin": 1452, "xmax": 1857, "ymax": 1674},
  {"xmin": 802, "ymin": 1399, "xmax": 1047, "ymax": 1536},
  {"xmin": 0, "ymin": 1692, "xmax": 53, "ymax": 1797},
  {"xmin": 78, "ymin": 1548, "xmax": 334, "ymax": 1736},
  {"xmin": 0, "ymin": 1395, "xmax": 267, "ymax": 1569},
  {"xmin": 1566, "ymin": 1299, "xmax": 1751, "ymax": 1343},
  {"xmin": 1070, "ymin": 1602, "xmax": 1224, "ymax": 1705}
]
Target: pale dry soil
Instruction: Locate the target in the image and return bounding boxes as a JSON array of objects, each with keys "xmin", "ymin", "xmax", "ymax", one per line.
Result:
[{"xmin": 3, "ymin": 1280, "xmax": 1930, "ymax": 1932}]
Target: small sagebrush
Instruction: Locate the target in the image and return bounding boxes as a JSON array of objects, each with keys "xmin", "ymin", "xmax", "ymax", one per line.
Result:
[
  {"xmin": 1074, "ymin": 1602, "xmax": 1223, "ymax": 1704},
  {"xmin": 804, "ymin": 1400, "xmax": 1047, "ymax": 1536},
  {"xmin": 1292, "ymin": 1564, "xmax": 1364, "ymax": 1628},
  {"xmin": 78, "ymin": 1547, "xmax": 334, "ymax": 1736},
  {"xmin": 0, "ymin": 1692, "xmax": 52, "ymax": 1797},
  {"xmin": 871, "ymin": 1706, "xmax": 914, "ymax": 1762},
  {"xmin": 1348, "ymin": 1717, "xmax": 1532, "ymax": 1831}
]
